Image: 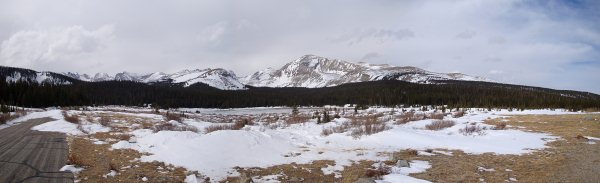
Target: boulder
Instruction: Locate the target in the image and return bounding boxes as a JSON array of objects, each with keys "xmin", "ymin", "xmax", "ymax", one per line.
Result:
[
  {"xmin": 354, "ymin": 177, "xmax": 376, "ymax": 183},
  {"xmin": 396, "ymin": 159, "xmax": 410, "ymax": 168}
]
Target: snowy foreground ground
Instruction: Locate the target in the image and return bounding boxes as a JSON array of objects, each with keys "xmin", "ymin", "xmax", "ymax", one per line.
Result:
[{"xmin": 4, "ymin": 106, "xmax": 588, "ymax": 182}]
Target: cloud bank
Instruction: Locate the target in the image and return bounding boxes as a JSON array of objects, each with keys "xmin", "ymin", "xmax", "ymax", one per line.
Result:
[{"xmin": 0, "ymin": 0, "xmax": 598, "ymax": 93}]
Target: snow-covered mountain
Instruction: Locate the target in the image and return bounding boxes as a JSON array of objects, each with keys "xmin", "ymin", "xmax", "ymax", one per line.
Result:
[
  {"xmin": 2, "ymin": 54, "xmax": 490, "ymax": 90},
  {"xmin": 1, "ymin": 67, "xmax": 75, "ymax": 85},
  {"xmin": 241, "ymin": 55, "xmax": 489, "ymax": 88},
  {"xmin": 64, "ymin": 68, "xmax": 245, "ymax": 90}
]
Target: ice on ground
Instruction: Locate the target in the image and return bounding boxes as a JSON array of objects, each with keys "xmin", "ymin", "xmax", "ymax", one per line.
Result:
[
  {"xmin": 0, "ymin": 109, "xmax": 61, "ymax": 130},
  {"xmin": 79, "ymin": 121, "xmax": 111, "ymax": 134},
  {"xmin": 60, "ymin": 165, "xmax": 84, "ymax": 173},
  {"xmin": 377, "ymin": 160, "xmax": 432, "ymax": 183},
  {"xmin": 184, "ymin": 175, "xmax": 198, "ymax": 183},
  {"xmin": 478, "ymin": 166, "xmax": 495, "ymax": 172},
  {"xmin": 31, "ymin": 119, "xmax": 85, "ymax": 135},
  {"xmin": 103, "ymin": 170, "xmax": 118, "ymax": 178}
]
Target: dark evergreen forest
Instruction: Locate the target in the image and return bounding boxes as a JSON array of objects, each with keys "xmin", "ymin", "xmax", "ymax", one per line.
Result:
[{"xmin": 1, "ymin": 78, "xmax": 599, "ymax": 110}]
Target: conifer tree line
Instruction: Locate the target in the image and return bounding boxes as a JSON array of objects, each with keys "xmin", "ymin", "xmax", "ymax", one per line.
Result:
[{"xmin": 0, "ymin": 79, "xmax": 599, "ymax": 110}]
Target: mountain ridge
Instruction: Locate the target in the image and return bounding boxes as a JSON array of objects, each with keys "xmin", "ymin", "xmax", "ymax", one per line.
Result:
[{"xmin": 3, "ymin": 54, "xmax": 490, "ymax": 90}]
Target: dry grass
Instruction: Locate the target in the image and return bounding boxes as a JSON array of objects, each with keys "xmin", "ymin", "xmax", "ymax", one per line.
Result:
[
  {"xmin": 425, "ymin": 120, "xmax": 455, "ymax": 130},
  {"xmin": 395, "ymin": 111, "xmax": 426, "ymax": 124},
  {"xmin": 458, "ymin": 124, "xmax": 486, "ymax": 135},
  {"xmin": 407, "ymin": 114, "xmax": 600, "ymax": 182},
  {"xmin": 453, "ymin": 110, "xmax": 466, "ymax": 118},
  {"xmin": 204, "ymin": 119, "xmax": 251, "ymax": 133},
  {"xmin": 68, "ymin": 137, "xmax": 187, "ymax": 182},
  {"xmin": 320, "ymin": 115, "xmax": 391, "ymax": 137},
  {"xmin": 285, "ymin": 114, "xmax": 311, "ymax": 125},
  {"xmin": 62, "ymin": 111, "xmax": 80, "ymax": 124},
  {"xmin": 163, "ymin": 112, "xmax": 183, "ymax": 122},
  {"xmin": 99, "ymin": 116, "xmax": 111, "ymax": 127},
  {"xmin": 428, "ymin": 112, "xmax": 445, "ymax": 120},
  {"xmin": 153, "ymin": 122, "xmax": 199, "ymax": 133},
  {"xmin": 0, "ymin": 110, "xmax": 26, "ymax": 124}
]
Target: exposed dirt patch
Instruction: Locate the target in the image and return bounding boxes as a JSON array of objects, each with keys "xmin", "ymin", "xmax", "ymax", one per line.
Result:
[
  {"xmin": 68, "ymin": 136, "xmax": 187, "ymax": 182},
  {"xmin": 408, "ymin": 114, "xmax": 600, "ymax": 182}
]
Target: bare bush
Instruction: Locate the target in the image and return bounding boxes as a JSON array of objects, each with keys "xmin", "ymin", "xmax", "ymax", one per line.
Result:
[
  {"xmin": 164, "ymin": 112, "xmax": 183, "ymax": 122},
  {"xmin": 453, "ymin": 110, "xmax": 466, "ymax": 118},
  {"xmin": 154, "ymin": 122, "xmax": 199, "ymax": 133},
  {"xmin": 321, "ymin": 128, "xmax": 334, "ymax": 136},
  {"xmin": 425, "ymin": 120, "xmax": 456, "ymax": 131},
  {"xmin": 405, "ymin": 149, "xmax": 419, "ymax": 156},
  {"xmin": 320, "ymin": 122, "xmax": 353, "ymax": 136},
  {"xmin": 493, "ymin": 123, "xmax": 507, "ymax": 130},
  {"xmin": 68, "ymin": 153, "xmax": 85, "ymax": 166},
  {"xmin": 285, "ymin": 114, "xmax": 311, "ymax": 125},
  {"xmin": 459, "ymin": 125, "xmax": 486, "ymax": 136},
  {"xmin": 428, "ymin": 113, "xmax": 445, "ymax": 120},
  {"xmin": 0, "ymin": 110, "xmax": 26, "ymax": 124},
  {"xmin": 204, "ymin": 125, "xmax": 234, "ymax": 133},
  {"xmin": 365, "ymin": 163, "xmax": 391, "ymax": 179},
  {"xmin": 62, "ymin": 111, "xmax": 80, "ymax": 124},
  {"xmin": 351, "ymin": 115, "xmax": 391, "ymax": 138},
  {"xmin": 204, "ymin": 120, "xmax": 248, "ymax": 134},
  {"xmin": 395, "ymin": 112, "xmax": 426, "ymax": 124},
  {"xmin": 99, "ymin": 116, "xmax": 111, "ymax": 127}
]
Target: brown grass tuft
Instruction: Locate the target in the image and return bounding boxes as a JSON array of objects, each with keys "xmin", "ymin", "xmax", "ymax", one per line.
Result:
[
  {"xmin": 99, "ymin": 116, "xmax": 111, "ymax": 126},
  {"xmin": 493, "ymin": 123, "xmax": 507, "ymax": 130},
  {"xmin": 425, "ymin": 120, "xmax": 456, "ymax": 131},
  {"xmin": 62, "ymin": 111, "xmax": 80, "ymax": 124},
  {"xmin": 428, "ymin": 113, "xmax": 445, "ymax": 120},
  {"xmin": 459, "ymin": 125, "xmax": 486, "ymax": 136},
  {"xmin": 453, "ymin": 110, "xmax": 466, "ymax": 118},
  {"xmin": 154, "ymin": 122, "xmax": 199, "ymax": 133}
]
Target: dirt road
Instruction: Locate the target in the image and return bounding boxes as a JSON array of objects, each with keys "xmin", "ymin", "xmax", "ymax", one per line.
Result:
[{"xmin": 0, "ymin": 117, "xmax": 73, "ymax": 183}]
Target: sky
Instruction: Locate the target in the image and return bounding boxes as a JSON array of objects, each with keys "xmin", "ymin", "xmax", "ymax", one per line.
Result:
[{"xmin": 0, "ymin": 0, "xmax": 599, "ymax": 94}]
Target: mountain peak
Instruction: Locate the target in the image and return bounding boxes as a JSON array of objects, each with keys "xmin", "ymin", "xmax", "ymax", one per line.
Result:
[{"xmin": 242, "ymin": 55, "xmax": 489, "ymax": 87}]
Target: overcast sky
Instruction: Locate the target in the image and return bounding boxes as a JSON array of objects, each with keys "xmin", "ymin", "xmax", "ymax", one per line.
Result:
[{"xmin": 0, "ymin": 0, "xmax": 599, "ymax": 93}]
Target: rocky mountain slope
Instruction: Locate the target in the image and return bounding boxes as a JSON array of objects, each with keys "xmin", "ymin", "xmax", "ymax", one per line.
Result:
[
  {"xmin": 2, "ymin": 54, "xmax": 489, "ymax": 90},
  {"xmin": 241, "ymin": 55, "xmax": 489, "ymax": 88}
]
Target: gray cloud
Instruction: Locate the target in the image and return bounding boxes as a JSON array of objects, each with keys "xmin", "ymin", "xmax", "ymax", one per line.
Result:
[
  {"xmin": 455, "ymin": 30, "xmax": 477, "ymax": 39},
  {"xmin": 0, "ymin": 0, "xmax": 598, "ymax": 93}
]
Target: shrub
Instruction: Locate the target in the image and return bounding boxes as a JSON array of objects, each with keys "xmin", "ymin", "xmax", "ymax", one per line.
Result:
[
  {"xmin": 459, "ymin": 125, "xmax": 486, "ymax": 136},
  {"xmin": 453, "ymin": 110, "xmax": 466, "ymax": 118},
  {"xmin": 404, "ymin": 149, "xmax": 419, "ymax": 156},
  {"xmin": 154, "ymin": 122, "xmax": 198, "ymax": 133},
  {"xmin": 62, "ymin": 111, "xmax": 80, "ymax": 124},
  {"xmin": 395, "ymin": 112, "xmax": 426, "ymax": 124},
  {"xmin": 350, "ymin": 115, "xmax": 390, "ymax": 138},
  {"xmin": 68, "ymin": 153, "xmax": 85, "ymax": 166},
  {"xmin": 428, "ymin": 113, "xmax": 445, "ymax": 120},
  {"xmin": 0, "ymin": 110, "xmax": 27, "ymax": 124},
  {"xmin": 493, "ymin": 123, "xmax": 507, "ymax": 130},
  {"xmin": 320, "ymin": 122, "xmax": 353, "ymax": 136},
  {"xmin": 204, "ymin": 125, "xmax": 233, "ymax": 133},
  {"xmin": 99, "ymin": 116, "xmax": 111, "ymax": 127},
  {"xmin": 164, "ymin": 112, "xmax": 183, "ymax": 122},
  {"xmin": 285, "ymin": 114, "xmax": 310, "ymax": 125},
  {"xmin": 321, "ymin": 128, "xmax": 334, "ymax": 136},
  {"xmin": 365, "ymin": 163, "xmax": 391, "ymax": 179},
  {"xmin": 425, "ymin": 120, "xmax": 455, "ymax": 131}
]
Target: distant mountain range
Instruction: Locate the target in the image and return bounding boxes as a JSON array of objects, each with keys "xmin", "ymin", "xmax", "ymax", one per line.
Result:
[{"xmin": 2, "ymin": 54, "xmax": 490, "ymax": 90}]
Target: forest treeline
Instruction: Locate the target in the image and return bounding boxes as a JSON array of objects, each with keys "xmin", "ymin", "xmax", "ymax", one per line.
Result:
[{"xmin": 1, "ymin": 79, "xmax": 599, "ymax": 110}]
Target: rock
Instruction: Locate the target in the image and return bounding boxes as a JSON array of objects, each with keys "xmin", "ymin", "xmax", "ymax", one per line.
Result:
[
  {"xmin": 288, "ymin": 177, "xmax": 301, "ymax": 182},
  {"xmin": 583, "ymin": 116, "xmax": 594, "ymax": 121},
  {"xmin": 354, "ymin": 177, "xmax": 376, "ymax": 183},
  {"xmin": 238, "ymin": 173, "xmax": 254, "ymax": 183},
  {"xmin": 396, "ymin": 159, "xmax": 410, "ymax": 168}
]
